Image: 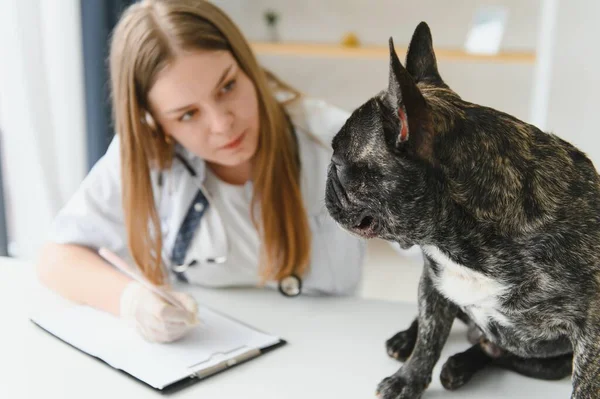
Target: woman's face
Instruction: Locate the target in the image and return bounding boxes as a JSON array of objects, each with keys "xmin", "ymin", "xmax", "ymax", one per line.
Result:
[{"xmin": 148, "ymin": 50, "xmax": 260, "ymax": 168}]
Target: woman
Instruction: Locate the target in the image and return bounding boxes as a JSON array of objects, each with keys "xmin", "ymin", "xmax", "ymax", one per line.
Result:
[{"xmin": 36, "ymin": 0, "xmax": 365, "ymax": 343}]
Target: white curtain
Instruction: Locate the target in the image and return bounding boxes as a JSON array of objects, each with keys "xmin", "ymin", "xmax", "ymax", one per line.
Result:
[{"xmin": 0, "ymin": 0, "xmax": 87, "ymax": 260}]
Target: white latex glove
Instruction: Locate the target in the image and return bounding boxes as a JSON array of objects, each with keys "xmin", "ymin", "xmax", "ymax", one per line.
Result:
[{"xmin": 119, "ymin": 281, "xmax": 200, "ymax": 343}]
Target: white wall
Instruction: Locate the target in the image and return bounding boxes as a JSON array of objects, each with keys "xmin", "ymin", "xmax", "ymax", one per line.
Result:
[
  {"xmin": 215, "ymin": 0, "xmax": 540, "ymax": 50},
  {"xmin": 257, "ymin": 55, "xmax": 535, "ymax": 122},
  {"xmin": 216, "ymin": 0, "xmax": 540, "ymax": 122},
  {"xmin": 543, "ymin": 0, "xmax": 600, "ymax": 168}
]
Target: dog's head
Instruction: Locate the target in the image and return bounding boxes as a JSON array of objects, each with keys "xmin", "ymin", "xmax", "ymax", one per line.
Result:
[{"xmin": 325, "ymin": 22, "xmax": 461, "ymax": 247}]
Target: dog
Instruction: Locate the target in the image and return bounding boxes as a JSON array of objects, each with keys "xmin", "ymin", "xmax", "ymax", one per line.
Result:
[{"xmin": 325, "ymin": 22, "xmax": 600, "ymax": 399}]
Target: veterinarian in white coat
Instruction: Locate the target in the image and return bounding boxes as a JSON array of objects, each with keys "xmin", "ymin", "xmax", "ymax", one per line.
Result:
[
  {"xmin": 36, "ymin": 0, "xmax": 365, "ymax": 344},
  {"xmin": 50, "ymin": 98, "xmax": 364, "ymax": 294}
]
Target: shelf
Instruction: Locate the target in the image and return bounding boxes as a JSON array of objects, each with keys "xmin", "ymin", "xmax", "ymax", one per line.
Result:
[{"xmin": 250, "ymin": 41, "xmax": 536, "ymax": 64}]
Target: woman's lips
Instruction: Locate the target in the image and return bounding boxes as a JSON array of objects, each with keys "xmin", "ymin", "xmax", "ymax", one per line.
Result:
[{"xmin": 221, "ymin": 131, "xmax": 246, "ymax": 150}]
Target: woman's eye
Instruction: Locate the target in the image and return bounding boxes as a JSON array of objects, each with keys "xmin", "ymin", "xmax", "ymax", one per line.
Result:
[
  {"xmin": 221, "ymin": 79, "xmax": 236, "ymax": 94},
  {"xmin": 179, "ymin": 110, "xmax": 196, "ymax": 122}
]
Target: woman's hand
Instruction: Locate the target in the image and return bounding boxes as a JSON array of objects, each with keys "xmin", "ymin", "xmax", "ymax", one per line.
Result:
[{"xmin": 119, "ymin": 281, "xmax": 200, "ymax": 343}]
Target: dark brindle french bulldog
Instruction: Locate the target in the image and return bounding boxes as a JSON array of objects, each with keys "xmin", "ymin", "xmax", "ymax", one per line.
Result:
[{"xmin": 325, "ymin": 22, "xmax": 600, "ymax": 399}]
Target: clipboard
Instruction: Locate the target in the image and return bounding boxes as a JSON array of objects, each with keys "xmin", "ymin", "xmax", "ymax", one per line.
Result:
[{"xmin": 30, "ymin": 304, "xmax": 287, "ymax": 394}]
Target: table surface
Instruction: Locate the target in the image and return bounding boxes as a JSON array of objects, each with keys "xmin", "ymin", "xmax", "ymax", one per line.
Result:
[{"xmin": 0, "ymin": 257, "xmax": 572, "ymax": 398}]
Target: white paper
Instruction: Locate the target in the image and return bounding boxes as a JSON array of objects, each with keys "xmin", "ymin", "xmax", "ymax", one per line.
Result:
[{"xmin": 31, "ymin": 304, "xmax": 281, "ymax": 389}]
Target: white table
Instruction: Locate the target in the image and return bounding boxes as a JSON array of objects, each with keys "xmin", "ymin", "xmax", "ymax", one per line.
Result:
[{"xmin": 1, "ymin": 257, "xmax": 572, "ymax": 398}]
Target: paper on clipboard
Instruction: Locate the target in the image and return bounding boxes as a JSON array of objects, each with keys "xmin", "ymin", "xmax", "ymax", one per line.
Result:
[{"xmin": 30, "ymin": 297, "xmax": 283, "ymax": 391}]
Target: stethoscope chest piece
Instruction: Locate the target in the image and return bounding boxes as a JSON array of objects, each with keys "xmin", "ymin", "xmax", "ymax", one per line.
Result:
[{"xmin": 278, "ymin": 274, "xmax": 302, "ymax": 297}]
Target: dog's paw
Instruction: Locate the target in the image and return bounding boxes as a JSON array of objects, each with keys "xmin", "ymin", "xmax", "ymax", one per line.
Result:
[
  {"xmin": 386, "ymin": 329, "xmax": 417, "ymax": 362},
  {"xmin": 376, "ymin": 374, "xmax": 429, "ymax": 399},
  {"xmin": 440, "ymin": 355, "xmax": 476, "ymax": 391}
]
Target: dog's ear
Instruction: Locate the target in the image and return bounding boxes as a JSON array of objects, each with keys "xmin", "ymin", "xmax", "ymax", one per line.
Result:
[
  {"xmin": 386, "ymin": 37, "xmax": 429, "ymax": 148},
  {"xmin": 405, "ymin": 22, "xmax": 444, "ymax": 86}
]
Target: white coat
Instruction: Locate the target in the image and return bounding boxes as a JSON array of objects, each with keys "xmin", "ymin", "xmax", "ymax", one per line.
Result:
[{"xmin": 49, "ymin": 96, "xmax": 367, "ymax": 295}]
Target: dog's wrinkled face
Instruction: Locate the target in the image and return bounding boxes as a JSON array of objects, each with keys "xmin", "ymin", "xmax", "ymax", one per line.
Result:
[{"xmin": 325, "ymin": 23, "xmax": 447, "ymax": 248}]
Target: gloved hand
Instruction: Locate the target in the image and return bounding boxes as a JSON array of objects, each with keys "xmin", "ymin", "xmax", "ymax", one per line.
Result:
[{"xmin": 119, "ymin": 281, "xmax": 200, "ymax": 343}]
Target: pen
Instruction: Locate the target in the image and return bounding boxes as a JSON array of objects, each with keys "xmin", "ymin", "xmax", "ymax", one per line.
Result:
[{"xmin": 98, "ymin": 247, "xmax": 194, "ymax": 316}]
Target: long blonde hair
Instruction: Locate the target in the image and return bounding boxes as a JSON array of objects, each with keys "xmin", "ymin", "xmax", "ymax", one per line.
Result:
[{"xmin": 109, "ymin": 0, "xmax": 311, "ymax": 285}]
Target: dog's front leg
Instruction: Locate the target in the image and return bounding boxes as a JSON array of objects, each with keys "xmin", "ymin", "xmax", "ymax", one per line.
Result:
[
  {"xmin": 377, "ymin": 266, "xmax": 458, "ymax": 399},
  {"xmin": 571, "ymin": 293, "xmax": 600, "ymax": 399}
]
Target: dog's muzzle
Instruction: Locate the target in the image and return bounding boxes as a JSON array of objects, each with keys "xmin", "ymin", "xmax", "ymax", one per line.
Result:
[{"xmin": 325, "ymin": 168, "xmax": 381, "ymax": 239}]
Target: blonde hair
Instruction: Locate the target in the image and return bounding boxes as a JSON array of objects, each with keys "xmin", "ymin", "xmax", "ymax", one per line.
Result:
[{"xmin": 109, "ymin": 0, "xmax": 310, "ymax": 285}]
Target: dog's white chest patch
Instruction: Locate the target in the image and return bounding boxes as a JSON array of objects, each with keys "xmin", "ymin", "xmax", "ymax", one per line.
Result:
[{"xmin": 422, "ymin": 245, "xmax": 511, "ymax": 328}]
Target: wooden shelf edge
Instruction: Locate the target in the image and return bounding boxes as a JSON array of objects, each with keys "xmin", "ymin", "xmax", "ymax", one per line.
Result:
[{"xmin": 251, "ymin": 41, "xmax": 536, "ymax": 64}]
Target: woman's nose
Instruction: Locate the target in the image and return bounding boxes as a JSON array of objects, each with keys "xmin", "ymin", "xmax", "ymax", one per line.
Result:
[{"xmin": 207, "ymin": 105, "xmax": 234, "ymax": 135}]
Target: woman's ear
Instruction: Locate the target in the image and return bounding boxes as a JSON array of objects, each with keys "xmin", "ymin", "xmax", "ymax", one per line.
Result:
[
  {"xmin": 143, "ymin": 111, "xmax": 158, "ymax": 132},
  {"xmin": 142, "ymin": 111, "xmax": 172, "ymax": 144}
]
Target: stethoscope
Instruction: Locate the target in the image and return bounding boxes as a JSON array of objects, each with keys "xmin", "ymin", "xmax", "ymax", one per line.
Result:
[{"xmin": 161, "ymin": 152, "xmax": 302, "ymax": 297}]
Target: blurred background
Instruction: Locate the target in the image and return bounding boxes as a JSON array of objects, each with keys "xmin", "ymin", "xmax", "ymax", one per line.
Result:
[{"xmin": 0, "ymin": 0, "xmax": 597, "ymax": 302}]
